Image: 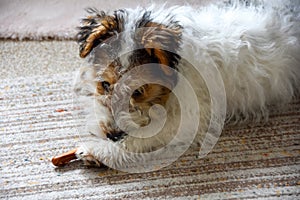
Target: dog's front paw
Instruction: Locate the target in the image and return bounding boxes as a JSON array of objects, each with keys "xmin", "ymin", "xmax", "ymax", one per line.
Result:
[{"xmin": 76, "ymin": 146, "xmax": 102, "ymax": 167}]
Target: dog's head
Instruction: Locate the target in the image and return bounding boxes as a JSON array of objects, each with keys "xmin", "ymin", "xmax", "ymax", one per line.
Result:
[{"xmin": 77, "ymin": 8, "xmax": 182, "ymax": 141}]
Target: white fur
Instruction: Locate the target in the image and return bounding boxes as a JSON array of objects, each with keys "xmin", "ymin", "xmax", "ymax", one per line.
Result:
[{"xmin": 75, "ymin": 1, "xmax": 300, "ymax": 172}]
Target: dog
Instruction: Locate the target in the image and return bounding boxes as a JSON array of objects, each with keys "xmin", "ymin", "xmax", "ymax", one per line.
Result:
[{"xmin": 52, "ymin": 0, "xmax": 300, "ymax": 172}]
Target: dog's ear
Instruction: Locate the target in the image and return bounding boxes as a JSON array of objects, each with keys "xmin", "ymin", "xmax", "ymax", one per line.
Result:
[
  {"xmin": 77, "ymin": 8, "xmax": 126, "ymax": 58},
  {"xmin": 135, "ymin": 12, "xmax": 182, "ymax": 76}
]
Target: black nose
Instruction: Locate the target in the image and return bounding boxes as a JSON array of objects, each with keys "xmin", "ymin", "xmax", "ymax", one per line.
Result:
[
  {"xmin": 106, "ymin": 131, "xmax": 127, "ymax": 142},
  {"xmin": 101, "ymin": 81, "xmax": 111, "ymax": 92}
]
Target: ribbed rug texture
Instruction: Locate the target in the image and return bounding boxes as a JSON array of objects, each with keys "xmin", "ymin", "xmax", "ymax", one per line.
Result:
[
  {"xmin": 1, "ymin": 0, "xmax": 300, "ymax": 199},
  {"xmin": 1, "ymin": 40, "xmax": 300, "ymax": 199}
]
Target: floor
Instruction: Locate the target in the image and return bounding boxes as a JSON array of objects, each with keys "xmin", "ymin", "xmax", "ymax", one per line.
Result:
[{"xmin": 1, "ymin": 0, "xmax": 300, "ymax": 198}]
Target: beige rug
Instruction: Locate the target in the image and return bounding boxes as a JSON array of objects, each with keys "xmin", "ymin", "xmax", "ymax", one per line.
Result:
[
  {"xmin": 0, "ymin": 0, "xmax": 214, "ymax": 40},
  {"xmin": 1, "ymin": 0, "xmax": 300, "ymax": 199},
  {"xmin": 1, "ymin": 40, "xmax": 299, "ymax": 199}
]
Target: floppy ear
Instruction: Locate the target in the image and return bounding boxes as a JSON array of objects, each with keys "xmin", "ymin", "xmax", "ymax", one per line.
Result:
[
  {"xmin": 135, "ymin": 12, "xmax": 182, "ymax": 76},
  {"xmin": 77, "ymin": 8, "xmax": 126, "ymax": 58}
]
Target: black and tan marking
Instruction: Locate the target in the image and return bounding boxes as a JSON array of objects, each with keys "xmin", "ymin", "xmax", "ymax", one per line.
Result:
[
  {"xmin": 77, "ymin": 8, "xmax": 127, "ymax": 58},
  {"xmin": 135, "ymin": 11, "xmax": 182, "ymax": 76},
  {"xmin": 77, "ymin": 8, "xmax": 183, "ymax": 142}
]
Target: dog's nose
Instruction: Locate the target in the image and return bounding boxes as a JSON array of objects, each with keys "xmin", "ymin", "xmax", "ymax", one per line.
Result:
[
  {"xmin": 101, "ymin": 81, "xmax": 111, "ymax": 93},
  {"xmin": 106, "ymin": 131, "xmax": 127, "ymax": 142}
]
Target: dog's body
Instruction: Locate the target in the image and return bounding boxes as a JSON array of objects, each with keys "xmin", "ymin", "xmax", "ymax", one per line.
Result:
[{"xmin": 69, "ymin": 1, "xmax": 300, "ymax": 171}]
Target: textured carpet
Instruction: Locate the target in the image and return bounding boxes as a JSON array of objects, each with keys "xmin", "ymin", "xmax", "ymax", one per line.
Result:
[
  {"xmin": 1, "ymin": 0, "xmax": 300, "ymax": 198},
  {"xmin": 0, "ymin": 40, "xmax": 299, "ymax": 199}
]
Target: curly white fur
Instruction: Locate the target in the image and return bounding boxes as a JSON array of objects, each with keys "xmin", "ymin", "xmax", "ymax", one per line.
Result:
[{"xmin": 74, "ymin": 0, "xmax": 300, "ymax": 172}]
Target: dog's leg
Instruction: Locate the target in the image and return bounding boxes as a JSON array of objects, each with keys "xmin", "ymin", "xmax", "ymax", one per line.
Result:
[
  {"xmin": 51, "ymin": 147, "xmax": 102, "ymax": 167},
  {"xmin": 74, "ymin": 139, "xmax": 135, "ymax": 169},
  {"xmin": 75, "ymin": 145, "xmax": 103, "ymax": 167},
  {"xmin": 51, "ymin": 143, "xmax": 104, "ymax": 167}
]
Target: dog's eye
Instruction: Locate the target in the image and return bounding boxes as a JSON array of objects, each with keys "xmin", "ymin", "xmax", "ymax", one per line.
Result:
[
  {"xmin": 132, "ymin": 88, "xmax": 143, "ymax": 97},
  {"xmin": 101, "ymin": 81, "xmax": 110, "ymax": 92}
]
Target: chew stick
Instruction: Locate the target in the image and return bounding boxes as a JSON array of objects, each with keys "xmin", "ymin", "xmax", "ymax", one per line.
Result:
[{"xmin": 52, "ymin": 148, "xmax": 78, "ymax": 166}]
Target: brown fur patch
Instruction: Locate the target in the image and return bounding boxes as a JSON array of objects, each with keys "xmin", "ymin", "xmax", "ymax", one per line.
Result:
[
  {"xmin": 80, "ymin": 16, "xmax": 117, "ymax": 58},
  {"xmin": 132, "ymin": 84, "xmax": 171, "ymax": 104},
  {"xmin": 96, "ymin": 63, "xmax": 120, "ymax": 95},
  {"xmin": 138, "ymin": 21, "xmax": 182, "ymax": 76}
]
